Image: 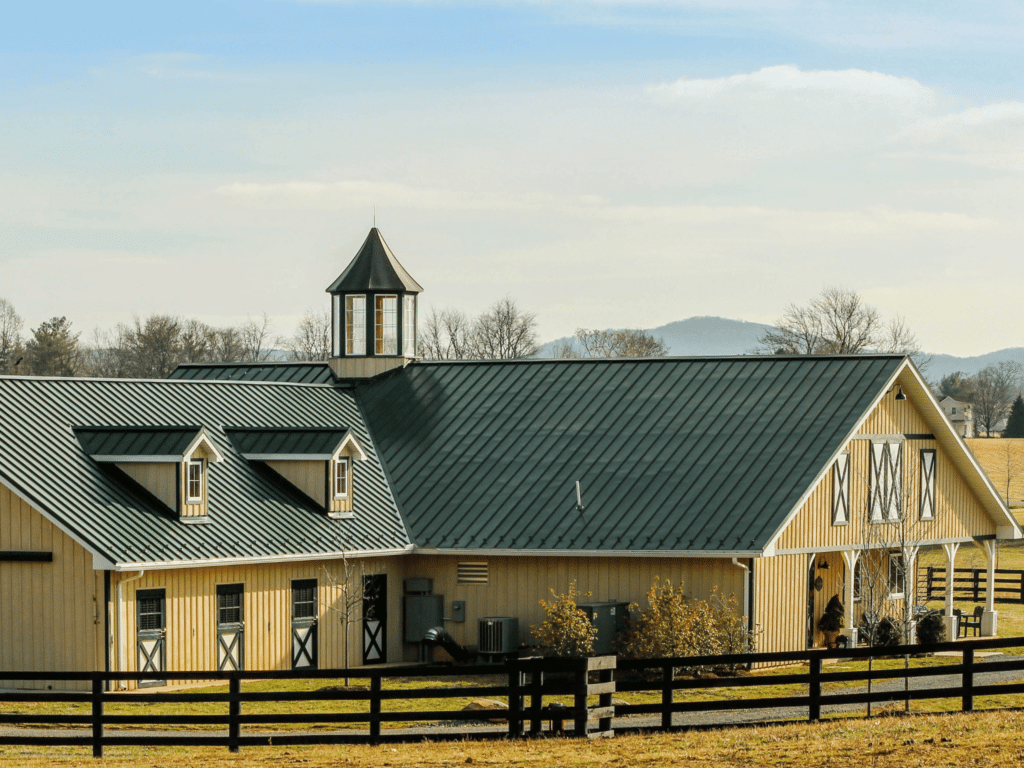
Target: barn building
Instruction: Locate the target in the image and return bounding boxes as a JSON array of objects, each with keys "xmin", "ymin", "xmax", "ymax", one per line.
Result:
[{"xmin": 0, "ymin": 228, "xmax": 1018, "ymax": 689}]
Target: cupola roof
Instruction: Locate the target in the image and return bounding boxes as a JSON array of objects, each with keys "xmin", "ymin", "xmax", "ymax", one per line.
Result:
[{"xmin": 326, "ymin": 227, "xmax": 424, "ymax": 294}]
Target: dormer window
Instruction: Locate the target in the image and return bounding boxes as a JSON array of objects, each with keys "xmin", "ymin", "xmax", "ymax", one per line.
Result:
[
  {"xmin": 187, "ymin": 459, "xmax": 204, "ymax": 503},
  {"xmin": 375, "ymin": 295, "xmax": 398, "ymax": 355},
  {"xmin": 333, "ymin": 457, "xmax": 350, "ymax": 499}
]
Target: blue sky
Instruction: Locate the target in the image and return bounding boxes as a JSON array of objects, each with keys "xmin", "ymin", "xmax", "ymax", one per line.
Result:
[{"xmin": 2, "ymin": 1, "xmax": 1024, "ymax": 356}]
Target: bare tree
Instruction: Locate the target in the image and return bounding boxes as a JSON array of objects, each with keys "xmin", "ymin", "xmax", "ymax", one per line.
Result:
[
  {"xmin": 0, "ymin": 297, "xmax": 25, "ymax": 374},
  {"xmin": 420, "ymin": 308, "xmax": 475, "ymax": 360},
  {"xmin": 237, "ymin": 314, "xmax": 278, "ymax": 363},
  {"xmin": 571, "ymin": 328, "xmax": 669, "ymax": 358},
  {"xmin": 758, "ymin": 287, "xmax": 921, "ymax": 360},
  {"xmin": 322, "ymin": 557, "xmax": 367, "ymax": 684},
  {"xmin": 970, "ymin": 362, "xmax": 1023, "ymax": 437},
  {"xmin": 286, "ymin": 308, "xmax": 331, "ymax": 361},
  {"xmin": 471, "ymin": 297, "xmax": 539, "ymax": 360}
]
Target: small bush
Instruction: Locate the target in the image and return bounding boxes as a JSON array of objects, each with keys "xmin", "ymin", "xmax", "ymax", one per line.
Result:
[
  {"xmin": 817, "ymin": 594, "xmax": 844, "ymax": 635},
  {"xmin": 916, "ymin": 610, "xmax": 947, "ymax": 645},
  {"xmin": 530, "ymin": 582, "xmax": 598, "ymax": 657},
  {"xmin": 872, "ymin": 617, "xmax": 900, "ymax": 648}
]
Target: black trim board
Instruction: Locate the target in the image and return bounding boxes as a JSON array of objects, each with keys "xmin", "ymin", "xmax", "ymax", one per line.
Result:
[{"xmin": 0, "ymin": 550, "xmax": 53, "ymax": 562}]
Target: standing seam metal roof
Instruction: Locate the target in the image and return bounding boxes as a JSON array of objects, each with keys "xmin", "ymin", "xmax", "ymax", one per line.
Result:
[
  {"xmin": 354, "ymin": 355, "xmax": 905, "ymax": 553},
  {"xmin": 0, "ymin": 376, "xmax": 408, "ymax": 566}
]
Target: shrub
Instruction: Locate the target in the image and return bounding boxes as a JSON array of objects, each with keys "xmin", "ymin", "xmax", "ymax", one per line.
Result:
[
  {"xmin": 617, "ymin": 579, "xmax": 755, "ymax": 670},
  {"xmin": 872, "ymin": 617, "xmax": 900, "ymax": 648},
  {"xmin": 817, "ymin": 594, "xmax": 844, "ymax": 635},
  {"xmin": 916, "ymin": 610, "xmax": 947, "ymax": 645},
  {"xmin": 530, "ymin": 582, "xmax": 598, "ymax": 657}
]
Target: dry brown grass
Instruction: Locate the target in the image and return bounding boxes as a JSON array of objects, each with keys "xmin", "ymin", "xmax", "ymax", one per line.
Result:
[
  {"xmin": 965, "ymin": 438, "xmax": 1024, "ymax": 508},
  {"xmin": 5, "ymin": 710, "xmax": 1024, "ymax": 767}
]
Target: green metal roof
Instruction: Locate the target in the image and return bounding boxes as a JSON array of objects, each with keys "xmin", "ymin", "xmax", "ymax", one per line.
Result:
[
  {"xmin": 355, "ymin": 355, "xmax": 905, "ymax": 554},
  {"xmin": 225, "ymin": 427, "xmax": 352, "ymax": 458},
  {"xmin": 74, "ymin": 426, "xmax": 204, "ymax": 459},
  {"xmin": 170, "ymin": 362, "xmax": 336, "ymax": 384},
  {"xmin": 0, "ymin": 376, "xmax": 408, "ymax": 567},
  {"xmin": 326, "ymin": 228, "xmax": 424, "ymax": 294}
]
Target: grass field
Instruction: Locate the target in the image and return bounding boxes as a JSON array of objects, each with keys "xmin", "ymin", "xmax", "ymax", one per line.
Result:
[
  {"xmin": 4, "ymin": 710, "xmax": 1024, "ymax": 767},
  {"xmin": 965, "ymin": 438, "xmax": 1024, "ymax": 509}
]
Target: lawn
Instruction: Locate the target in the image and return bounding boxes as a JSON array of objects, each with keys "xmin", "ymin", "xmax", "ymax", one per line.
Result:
[
  {"xmin": 966, "ymin": 438, "xmax": 1024, "ymax": 508},
  {"xmin": 4, "ymin": 710, "xmax": 1024, "ymax": 767}
]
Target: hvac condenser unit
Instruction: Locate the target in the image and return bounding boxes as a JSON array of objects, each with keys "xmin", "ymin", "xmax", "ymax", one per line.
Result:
[{"xmin": 478, "ymin": 617, "xmax": 519, "ymax": 655}]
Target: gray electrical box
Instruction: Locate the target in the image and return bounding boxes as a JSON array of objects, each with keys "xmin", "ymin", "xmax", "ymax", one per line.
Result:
[
  {"xmin": 404, "ymin": 594, "xmax": 444, "ymax": 642},
  {"xmin": 451, "ymin": 600, "xmax": 466, "ymax": 622},
  {"xmin": 404, "ymin": 578, "xmax": 433, "ymax": 595},
  {"xmin": 577, "ymin": 600, "xmax": 631, "ymax": 655}
]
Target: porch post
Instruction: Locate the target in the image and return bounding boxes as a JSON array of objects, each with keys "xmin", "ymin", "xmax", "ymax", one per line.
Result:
[
  {"xmin": 981, "ymin": 540, "xmax": 998, "ymax": 636},
  {"xmin": 943, "ymin": 542, "xmax": 960, "ymax": 639},
  {"xmin": 903, "ymin": 545, "xmax": 920, "ymax": 643},
  {"xmin": 840, "ymin": 550, "xmax": 859, "ymax": 647}
]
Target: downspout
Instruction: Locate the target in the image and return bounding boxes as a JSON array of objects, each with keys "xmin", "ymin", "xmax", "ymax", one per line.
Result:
[{"xmin": 116, "ymin": 570, "xmax": 146, "ymax": 690}]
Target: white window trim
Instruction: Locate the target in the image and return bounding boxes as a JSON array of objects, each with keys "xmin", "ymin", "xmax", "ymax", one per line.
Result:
[
  {"xmin": 187, "ymin": 459, "xmax": 204, "ymax": 503},
  {"xmin": 346, "ymin": 295, "xmax": 366, "ymax": 357},
  {"xmin": 403, "ymin": 294, "xmax": 416, "ymax": 357},
  {"xmin": 831, "ymin": 451, "xmax": 850, "ymax": 526},
  {"xmin": 333, "ymin": 457, "xmax": 350, "ymax": 500},
  {"xmin": 887, "ymin": 552, "xmax": 905, "ymax": 599},
  {"xmin": 919, "ymin": 449, "xmax": 936, "ymax": 521},
  {"xmin": 869, "ymin": 439, "xmax": 902, "ymax": 524},
  {"xmin": 375, "ymin": 294, "xmax": 398, "ymax": 356}
]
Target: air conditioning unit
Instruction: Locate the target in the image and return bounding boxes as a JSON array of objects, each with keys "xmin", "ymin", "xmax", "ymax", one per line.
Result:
[{"xmin": 478, "ymin": 617, "xmax": 519, "ymax": 655}]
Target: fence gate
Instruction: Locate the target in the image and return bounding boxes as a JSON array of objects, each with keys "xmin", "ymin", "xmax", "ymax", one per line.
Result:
[
  {"xmin": 136, "ymin": 588, "xmax": 166, "ymax": 687},
  {"xmin": 362, "ymin": 574, "xmax": 387, "ymax": 664},
  {"xmin": 217, "ymin": 583, "xmax": 244, "ymax": 671},
  {"xmin": 291, "ymin": 579, "xmax": 318, "ymax": 669}
]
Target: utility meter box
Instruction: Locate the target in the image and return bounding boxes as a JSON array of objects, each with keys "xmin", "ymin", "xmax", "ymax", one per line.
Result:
[{"xmin": 576, "ymin": 600, "xmax": 631, "ymax": 655}]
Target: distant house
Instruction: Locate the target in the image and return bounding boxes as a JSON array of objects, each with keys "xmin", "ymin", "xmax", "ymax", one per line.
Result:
[
  {"xmin": 1, "ymin": 228, "xmax": 1019, "ymax": 691},
  {"xmin": 940, "ymin": 396, "xmax": 975, "ymax": 438}
]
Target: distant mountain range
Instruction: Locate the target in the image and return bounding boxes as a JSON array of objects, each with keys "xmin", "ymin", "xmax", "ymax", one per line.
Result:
[{"xmin": 539, "ymin": 316, "xmax": 1024, "ymax": 383}]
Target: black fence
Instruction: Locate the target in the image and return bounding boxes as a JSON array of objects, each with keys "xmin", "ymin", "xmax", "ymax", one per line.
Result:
[
  {"xmin": 919, "ymin": 566, "xmax": 1024, "ymax": 603},
  {"xmin": 3, "ymin": 637, "xmax": 1024, "ymax": 757}
]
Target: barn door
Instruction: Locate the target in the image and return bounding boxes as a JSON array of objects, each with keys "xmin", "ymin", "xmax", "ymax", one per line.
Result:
[
  {"xmin": 216, "ymin": 584, "xmax": 245, "ymax": 671},
  {"xmin": 291, "ymin": 579, "xmax": 318, "ymax": 670},
  {"xmin": 136, "ymin": 589, "xmax": 166, "ymax": 687},
  {"xmin": 362, "ymin": 574, "xmax": 387, "ymax": 665}
]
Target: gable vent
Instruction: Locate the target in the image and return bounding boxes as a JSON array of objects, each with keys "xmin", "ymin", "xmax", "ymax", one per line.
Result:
[{"xmin": 457, "ymin": 562, "xmax": 488, "ymax": 584}]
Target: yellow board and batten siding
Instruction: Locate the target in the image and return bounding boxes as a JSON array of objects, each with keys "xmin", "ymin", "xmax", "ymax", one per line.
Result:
[
  {"xmin": 112, "ymin": 556, "xmax": 405, "ymax": 689},
  {"xmin": 0, "ymin": 486, "xmax": 105, "ymax": 690},
  {"xmin": 117, "ymin": 463, "xmax": 177, "ymax": 511},
  {"xmin": 266, "ymin": 457, "xmax": 355, "ymax": 515},
  {"xmin": 407, "ymin": 554, "xmax": 748, "ymax": 656},
  {"xmin": 775, "ymin": 380, "xmax": 996, "ymax": 553}
]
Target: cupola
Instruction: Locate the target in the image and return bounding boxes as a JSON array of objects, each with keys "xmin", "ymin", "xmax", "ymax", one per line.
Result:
[{"xmin": 326, "ymin": 228, "xmax": 423, "ymax": 379}]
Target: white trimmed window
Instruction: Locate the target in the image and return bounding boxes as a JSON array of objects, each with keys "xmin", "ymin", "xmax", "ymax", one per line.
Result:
[
  {"xmin": 345, "ymin": 295, "xmax": 366, "ymax": 356},
  {"xmin": 888, "ymin": 552, "xmax": 905, "ymax": 598},
  {"xmin": 187, "ymin": 459, "xmax": 204, "ymax": 503},
  {"xmin": 831, "ymin": 451, "xmax": 850, "ymax": 525},
  {"xmin": 919, "ymin": 449, "xmax": 936, "ymax": 521},
  {"xmin": 375, "ymin": 295, "xmax": 398, "ymax": 355},
  {"xmin": 402, "ymin": 295, "xmax": 416, "ymax": 356},
  {"xmin": 333, "ymin": 457, "xmax": 350, "ymax": 499},
  {"xmin": 869, "ymin": 440, "xmax": 902, "ymax": 523}
]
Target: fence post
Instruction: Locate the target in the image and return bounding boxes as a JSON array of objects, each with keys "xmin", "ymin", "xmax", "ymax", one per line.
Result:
[
  {"xmin": 1019, "ymin": 572, "xmax": 1024, "ymax": 603},
  {"xmin": 661, "ymin": 664, "xmax": 673, "ymax": 731},
  {"xmin": 927, "ymin": 567, "xmax": 934, "ymax": 601},
  {"xmin": 808, "ymin": 656, "xmax": 822, "ymax": 723},
  {"xmin": 507, "ymin": 658, "xmax": 523, "ymax": 738},
  {"xmin": 369, "ymin": 675, "xmax": 382, "ymax": 745},
  {"xmin": 91, "ymin": 676, "xmax": 103, "ymax": 759},
  {"xmin": 528, "ymin": 663, "xmax": 544, "ymax": 736},
  {"xmin": 228, "ymin": 675, "xmax": 241, "ymax": 754},
  {"xmin": 573, "ymin": 659, "xmax": 588, "ymax": 737},
  {"xmin": 962, "ymin": 647, "xmax": 975, "ymax": 713}
]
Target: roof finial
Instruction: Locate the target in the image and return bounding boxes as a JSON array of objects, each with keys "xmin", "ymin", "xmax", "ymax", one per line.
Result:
[{"xmin": 373, "ymin": 206, "xmax": 376, "ymax": 228}]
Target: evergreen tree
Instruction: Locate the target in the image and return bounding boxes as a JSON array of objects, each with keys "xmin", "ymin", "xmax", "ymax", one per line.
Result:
[
  {"xmin": 24, "ymin": 316, "xmax": 82, "ymax": 376},
  {"xmin": 1005, "ymin": 395, "xmax": 1024, "ymax": 439}
]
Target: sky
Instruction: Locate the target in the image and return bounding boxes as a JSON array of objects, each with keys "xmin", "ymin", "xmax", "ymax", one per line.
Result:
[{"xmin": 2, "ymin": 1, "xmax": 1024, "ymax": 357}]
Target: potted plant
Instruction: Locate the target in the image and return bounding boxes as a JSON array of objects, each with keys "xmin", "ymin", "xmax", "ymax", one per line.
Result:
[{"xmin": 817, "ymin": 594, "xmax": 844, "ymax": 648}]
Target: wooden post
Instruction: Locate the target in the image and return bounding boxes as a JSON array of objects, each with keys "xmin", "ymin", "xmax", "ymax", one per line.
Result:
[
  {"xmin": 91, "ymin": 677, "xmax": 103, "ymax": 759},
  {"xmin": 661, "ymin": 664, "xmax": 674, "ymax": 730},
  {"xmin": 529, "ymin": 664, "xmax": 543, "ymax": 736},
  {"xmin": 507, "ymin": 659, "xmax": 523, "ymax": 738},
  {"xmin": 974, "ymin": 569, "xmax": 981, "ymax": 603},
  {"xmin": 597, "ymin": 666, "xmax": 613, "ymax": 735},
  {"xmin": 808, "ymin": 656, "xmax": 822, "ymax": 722},
  {"xmin": 962, "ymin": 647, "xmax": 975, "ymax": 713},
  {"xmin": 573, "ymin": 660, "xmax": 588, "ymax": 737},
  {"xmin": 926, "ymin": 567, "xmax": 934, "ymax": 601},
  {"xmin": 228, "ymin": 675, "xmax": 241, "ymax": 754},
  {"xmin": 369, "ymin": 676, "xmax": 382, "ymax": 744},
  {"xmin": 1019, "ymin": 572, "xmax": 1023, "ymax": 603}
]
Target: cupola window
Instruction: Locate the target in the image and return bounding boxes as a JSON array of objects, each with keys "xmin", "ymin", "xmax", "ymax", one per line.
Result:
[
  {"xmin": 346, "ymin": 295, "xmax": 366, "ymax": 356},
  {"xmin": 375, "ymin": 295, "xmax": 398, "ymax": 355}
]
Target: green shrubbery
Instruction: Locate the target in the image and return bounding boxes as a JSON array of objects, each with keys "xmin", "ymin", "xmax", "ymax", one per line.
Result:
[
  {"xmin": 529, "ymin": 582, "xmax": 598, "ymax": 657},
  {"xmin": 916, "ymin": 610, "xmax": 947, "ymax": 645}
]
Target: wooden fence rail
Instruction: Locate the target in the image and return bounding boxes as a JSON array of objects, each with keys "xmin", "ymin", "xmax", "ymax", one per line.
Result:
[
  {"xmin": 3, "ymin": 637, "xmax": 1024, "ymax": 757},
  {"xmin": 918, "ymin": 566, "xmax": 1024, "ymax": 603}
]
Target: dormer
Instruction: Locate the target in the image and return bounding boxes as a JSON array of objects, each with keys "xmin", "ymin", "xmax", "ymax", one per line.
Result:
[
  {"xmin": 224, "ymin": 427, "xmax": 369, "ymax": 519},
  {"xmin": 326, "ymin": 227, "xmax": 424, "ymax": 379},
  {"xmin": 74, "ymin": 426, "xmax": 224, "ymax": 523}
]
